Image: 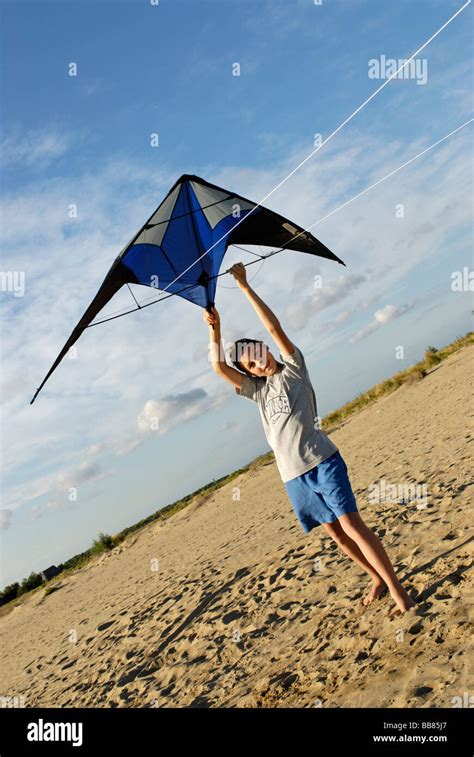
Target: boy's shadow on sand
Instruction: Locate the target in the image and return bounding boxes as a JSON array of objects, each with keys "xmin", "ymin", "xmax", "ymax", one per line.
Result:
[
  {"xmin": 401, "ymin": 535, "xmax": 473, "ymax": 605},
  {"xmin": 151, "ymin": 566, "xmax": 254, "ymax": 661}
]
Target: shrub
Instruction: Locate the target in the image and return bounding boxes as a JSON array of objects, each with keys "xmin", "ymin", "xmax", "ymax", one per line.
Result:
[
  {"xmin": 424, "ymin": 346, "xmax": 442, "ymax": 367},
  {"xmin": 406, "ymin": 368, "xmax": 426, "ymax": 384},
  {"xmin": 91, "ymin": 532, "xmax": 114, "ymax": 554}
]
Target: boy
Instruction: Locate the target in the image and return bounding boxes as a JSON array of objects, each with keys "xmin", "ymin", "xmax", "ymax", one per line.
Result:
[{"xmin": 203, "ymin": 262, "xmax": 416, "ymax": 615}]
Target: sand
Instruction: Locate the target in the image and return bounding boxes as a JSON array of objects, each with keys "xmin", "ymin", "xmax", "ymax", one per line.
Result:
[{"xmin": 1, "ymin": 345, "xmax": 472, "ymax": 708}]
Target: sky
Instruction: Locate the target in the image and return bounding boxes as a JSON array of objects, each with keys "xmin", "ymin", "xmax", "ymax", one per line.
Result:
[{"xmin": 0, "ymin": 0, "xmax": 472, "ymax": 588}]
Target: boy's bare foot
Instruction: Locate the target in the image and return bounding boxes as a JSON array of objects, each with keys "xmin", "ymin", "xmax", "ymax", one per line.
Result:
[
  {"xmin": 390, "ymin": 588, "xmax": 417, "ymax": 615},
  {"xmin": 363, "ymin": 579, "xmax": 387, "ymax": 605}
]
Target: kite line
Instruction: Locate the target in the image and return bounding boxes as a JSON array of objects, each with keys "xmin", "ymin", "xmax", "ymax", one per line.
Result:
[
  {"xmin": 137, "ymin": 0, "xmax": 471, "ymax": 301},
  {"xmin": 250, "ymin": 118, "xmax": 474, "ymax": 259},
  {"xmin": 86, "ymin": 117, "xmax": 473, "ymax": 329},
  {"xmin": 87, "ymin": 0, "xmax": 471, "ymax": 326}
]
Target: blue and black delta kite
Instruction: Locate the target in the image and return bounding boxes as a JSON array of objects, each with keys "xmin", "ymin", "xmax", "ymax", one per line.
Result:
[{"xmin": 30, "ymin": 174, "xmax": 345, "ymax": 404}]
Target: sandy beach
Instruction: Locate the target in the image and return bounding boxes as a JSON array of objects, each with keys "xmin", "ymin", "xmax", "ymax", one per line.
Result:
[{"xmin": 1, "ymin": 344, "xmax": 472, "ymax": 708}]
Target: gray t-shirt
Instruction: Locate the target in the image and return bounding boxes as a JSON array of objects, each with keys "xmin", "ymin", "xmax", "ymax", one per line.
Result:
[{"xmin": 236, "ymin": 344, "xmax": 338, "ymax": 482}]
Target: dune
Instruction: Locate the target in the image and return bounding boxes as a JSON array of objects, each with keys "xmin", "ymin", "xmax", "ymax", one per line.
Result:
[{"xmin": 1, "ymin": 344, "xmax": 472, "ymax": 708}]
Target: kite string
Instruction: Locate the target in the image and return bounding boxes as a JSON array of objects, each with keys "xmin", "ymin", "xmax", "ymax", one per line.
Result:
[
  {"xmin": 85, "ymin": 117, "xmax": 473, "ymax": 329},
  {"xmin": 197, "ymin": 117, "xmax": 474, "ymax": 278},
  {"xmin": 88, "ymin": 1, "xmax": 471, "ymax": 327},
  {"xmin": 136, "ymin": 0, "xmax": 471, "ymax": 300},
  {"xmin": 252, "ymin": 117, "xmax": 474, "ymax": 258}
]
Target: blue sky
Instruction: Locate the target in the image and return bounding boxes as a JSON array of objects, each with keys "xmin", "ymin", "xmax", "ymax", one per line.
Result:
[{"xmin": 0, "ymin": 0, "xmax": 472, "ymax": 588}]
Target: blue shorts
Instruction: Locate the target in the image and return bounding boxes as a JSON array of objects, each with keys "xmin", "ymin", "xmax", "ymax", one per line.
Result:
[{"xmin": 284, "ymin": 451, "xmax": 358, "ymax": 533}]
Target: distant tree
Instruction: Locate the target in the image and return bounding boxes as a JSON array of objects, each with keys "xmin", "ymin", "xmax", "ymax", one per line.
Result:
[
  {"xmin": 0, "ymin": 582, "xmax": 20, "ymax": 605},
  {"xmin": 19, "ymin": 572, "xmax": 43, "ymax": 595}
]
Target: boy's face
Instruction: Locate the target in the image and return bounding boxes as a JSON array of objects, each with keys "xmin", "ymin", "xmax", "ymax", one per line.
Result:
[{"xmin": 239, "ymin": 342, "xmax": 277, "ymax": 377}]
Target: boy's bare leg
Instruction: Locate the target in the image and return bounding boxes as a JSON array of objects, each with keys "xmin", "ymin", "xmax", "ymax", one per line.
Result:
[
  {"xmin": 323, "ymin": 520, "xmax": 387, "ymax": 605},
  {"xmin": 338, "ymin": 512, "xmax": 416, "ymax": 614}
]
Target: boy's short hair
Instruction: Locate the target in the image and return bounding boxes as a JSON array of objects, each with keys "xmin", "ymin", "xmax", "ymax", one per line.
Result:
[{"xmin": 231, "ymin": 338, "xmax": 264, "ymax": 376}]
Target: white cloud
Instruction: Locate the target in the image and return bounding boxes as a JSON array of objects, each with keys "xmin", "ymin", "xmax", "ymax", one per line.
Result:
[
  {"xmin": 375, "ymin": 304, "xmax": 400, "ymax": 324},
  {"xmin": 137, "ymin": 387, "xmax": 217, "ymax": 435},
  {"xmin": 29, "ymin": 461, "xmax": 107, "ymax": 520},
  {"xmin": 0, "ymin": 128, "xmax": 84, "ymax": 168},
  {"xmin": 285, "ymin": 273, "xmax": 367, "ymax": 330},
  {"xmin": 351, "ymin": 303, "xmax": 413, "ymax": 342},
  {"xmin": 115, "ymin": 438, "xmax": 143, "ymax": 457},
  {"xmin": 55, "ymin": 460, "xmax": 103, "ymax": 490}
]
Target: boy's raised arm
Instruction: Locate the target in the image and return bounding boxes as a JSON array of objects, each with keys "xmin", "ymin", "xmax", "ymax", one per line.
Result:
[
  {"xmin": 203, "ymin": 306, "xmax": 244, "ymax": 390},
  {"xmin": 227, "ymin": 262, "xmax": 295, "ymax": 358}
]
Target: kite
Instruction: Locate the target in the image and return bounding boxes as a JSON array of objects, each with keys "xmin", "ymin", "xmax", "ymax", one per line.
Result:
[{"xmin": 30, "ymin": 174, "xmax": 345, "ymax": 404}]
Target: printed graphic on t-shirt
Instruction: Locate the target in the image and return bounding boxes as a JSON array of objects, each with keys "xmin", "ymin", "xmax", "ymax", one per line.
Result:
[{"xmin": 265, "ymin": 394, "xmax": 291, "ymax": 424}]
